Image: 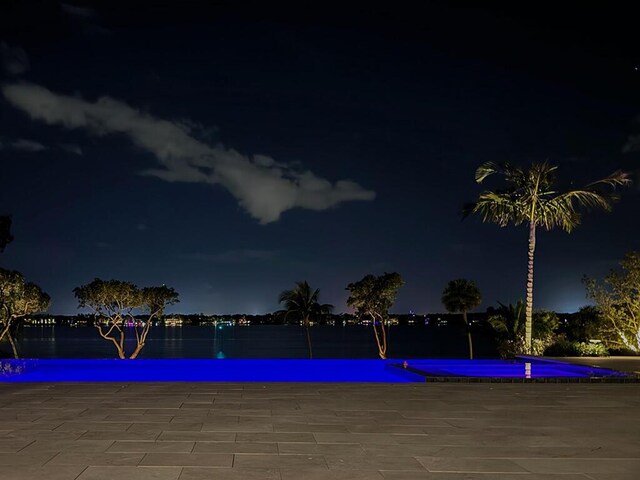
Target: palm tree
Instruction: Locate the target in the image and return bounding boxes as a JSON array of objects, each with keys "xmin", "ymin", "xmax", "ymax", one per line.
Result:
[
  {"xmin": 278, "ymin": 281, "xmax": 333, "ymax": 359},
  {"xmin": 488, "ymin": 300, "xmax": 559, "ymax": 357},
  {"xmin": 441, "ymin": 279, "xmax": 482, "ymax": 359},
  {"xmin": 487, "ymin": 300, "xmax": 527, "ymax": 341},
  {"xmin": 466, "ymin": 161, "xmax": 629, "ymax": 354}
]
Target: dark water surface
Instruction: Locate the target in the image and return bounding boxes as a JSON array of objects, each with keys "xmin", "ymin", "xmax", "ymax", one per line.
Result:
[{"xmin": 10, "ymin": 325, "xmax": 498, "ymax": 359}]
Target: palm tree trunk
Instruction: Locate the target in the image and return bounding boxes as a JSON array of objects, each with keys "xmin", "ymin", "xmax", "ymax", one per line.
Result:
[
  {"xmin": 525, "ymin": 221, "xmax": 536, "ymax": 355},
  {"xmin": 463, "ymin": 311, "xmax": 473, "ymax": 360},
  {"xmin": 304, "ymin": 317, "xmax": 313, "ymax": 359}
]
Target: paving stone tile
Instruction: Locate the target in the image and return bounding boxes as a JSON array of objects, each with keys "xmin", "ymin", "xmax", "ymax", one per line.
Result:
[
  {"xmin": 416, "ymin": 444, "xmax": 640, "ymax": 459},
  {"xmin": 201, "ymin": 422, "xmax": 274, "ymax": 432},
  {"xmin": 127, "ymin": 422, "xmax": 203, "ymax": 433},
  {"xmin": 55, "ymin": 422, "xmax": 131, "ymax": 432},
  {"xmin": 2, "ymin": 422, "xmax": 64, "ymax": 431},
  {"xmin": 326, "ymin": 454, "xmax": 426, "ymax": 471},
  {"xmin": 236, "ymin": 432, "xmax": 316, "ymax": 443},
  {"xmin": 104, "ymin": 415, "xmax": 174, "ymax": 423},
  {"xmin": 179, "ymin": 467, "xmax": 280, "ymax": 480},
  {"xmin": 0, "ymin": 438, "xmax": 34, "ymax": 452},
  {"xmin": 157, "ymin": 431, "xmax": 235, "ymax": 442},
  {"xmin": 0, "ymin": 452, "xmax": 57, "ymax": 466},
  {"xmin": 587, "ymin": 474, "xmax": 640, "ymax": 480},
  {"xmin": 169, "ymin": 416, "xmax": 209, "ymax": 423},
  {"xmin": 281, "ymin": 469, "xmax": 385, "ymax": 480},
  {"xmin": 209, "ymin": 408, "xmax": 272, "ymax": 416},
  {"xmin": 76, "ymin": 466, "xmax": 181, "ymax": 480},
  {"xmin": 417, "ymin": 457, "xmax": 529, "ymax": 473},
  {"xmin": 106, "ymin": 441, "xmax": 195, "ymax": 453},
  {"xmin": 346, "ymin": 424, "xmax": 426, "ymax": 434},
  {"xmin": 234, "ymin": 453, "xmax": 328, "ymax": 469},
  {"xmin": 381, "ymin": 473, "xmax": 591, "ymax": 480},
  {"xmin": 19, "ymin": 440, "xmax": 114, "ymax": 453},
  {"xmin": 513, "ymin": 458, "xmax": 640, "ymax": 474},
  {"xmin": 274, "ymin": 422, "xmax": 349, "ymax": 433},
  {"xmin": 314, "ymin": 432, "xmax": 401, "ymax": 445},
  {"xmin": 80, "ymin": 430, "xmax": 161, "ymax": 441},
  {"xmin": 7, "ymin": 430, "xmax": 87, "ymax": 441},
  {"xmin": 46, "ymin": 452, "xmax": 144, "ymax": 466},
  {"xmin": 139, "ymin": 452, "xmax": 232, "ymax": 466},
  {"xmin": 0, "ymin": 465, "xmax": 87, "ymax": 480},
  {"xmin": 193, "ymin": 441, "xmax": 278, "ymax": 454},
  {"xmin": 278, "ymin": 442, "xmax": 365, "ymax": 455}
]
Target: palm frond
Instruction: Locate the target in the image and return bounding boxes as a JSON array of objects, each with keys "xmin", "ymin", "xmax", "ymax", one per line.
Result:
[
  {"xmin": 475, "ymin": 162, "xmax": 498, "ymax": 183},
  {"xmin": 469, "ymin": 191, "xmax": 526, "ymax": 227},
  {"xmin": 585, "ymin": 170, "xmax": 631, "ymax": 189}
]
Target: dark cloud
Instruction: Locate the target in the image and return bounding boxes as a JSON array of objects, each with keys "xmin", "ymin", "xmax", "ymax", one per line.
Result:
[
  {"xmin": 59, "ymin": 143, "xmax": 83, "ymax": 155},
  {"xmin": 60, "ymin": 3, "xmax": 97, "ymax": 18},
  {"xmin": 11, "ymin": 138, "xmax": 46, "ymax": 152},
  {"xmin": 623, "ymin": 135, "xmax": 640, "ymax": 153},
  {"xmin": 0, "ymin": 42, "xmax": 29, "ymax": 75}
]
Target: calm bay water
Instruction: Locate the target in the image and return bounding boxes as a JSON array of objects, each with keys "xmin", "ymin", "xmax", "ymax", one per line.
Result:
[{"xmin": 10, "ymin": 325, "xmax": 498, "ymax": 359}]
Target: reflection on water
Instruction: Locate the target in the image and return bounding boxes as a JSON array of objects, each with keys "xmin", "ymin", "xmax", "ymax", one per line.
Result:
[
  {"xmin": 7, "ymin": 325, "xmax": 497, "ymax": 359},
  {"xmin": 525, "ymin": 361, "xmax": 532, "ymax": 379}
]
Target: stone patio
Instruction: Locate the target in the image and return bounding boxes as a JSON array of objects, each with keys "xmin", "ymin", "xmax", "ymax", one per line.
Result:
[{"xmin": 0, "ymin": 382, "xmax": 639, "ymax": 479}]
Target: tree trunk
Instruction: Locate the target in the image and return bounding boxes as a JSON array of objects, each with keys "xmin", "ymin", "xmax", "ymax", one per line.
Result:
[
  {"xmin": 304, "ymin": 317, "xmax": 313, "ymax": 359},
  {"xmin": 371, "ymin": 315, "xmax": 387, "ymax": 359},
  {"xmin": 380, "ymin": 318, "xmax": 388, "ymax": 359},
  {"xmin": 525, "ymin": 221, "xmax": 536, "ymax": 355},
  {"xmin": 463, "ymin": 310, "xmax": 473, "ymax": 360},
  {"xmin": 0, "ymin": 321, "xmax": 11, "ymax": 344},
  {"xmin": 130, "ymin": 321, "xmax": 152, "ymax": 359},
  {"xmin": 129, "ymin": 343, "xmax": 144, "ymax": 359},
  {"xmin": 7, "ymin": 331, "xmax": 19, "ymax": 359}
]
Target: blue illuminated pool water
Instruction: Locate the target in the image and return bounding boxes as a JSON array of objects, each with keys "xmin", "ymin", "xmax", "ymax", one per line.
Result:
[
  {"xmin": 0, "ymin": 359, "xmax": 423, "ymax": 382},
  {"xmin": 0, "ymin": 358, "xmax": 630, "ymax": 382},
  {"xmin": 403, "ymin": 359, "xmax": 628, "ymax": 379}
]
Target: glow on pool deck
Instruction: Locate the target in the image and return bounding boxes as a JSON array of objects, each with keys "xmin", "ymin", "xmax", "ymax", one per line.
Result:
[{"xmin": 0, "ymin": 358, "xmax": 628, "ymax": 382}]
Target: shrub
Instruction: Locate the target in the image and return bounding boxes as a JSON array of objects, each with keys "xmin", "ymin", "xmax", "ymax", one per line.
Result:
[
  {"xmin": 544, "ymin": 336, "xmax": 579, "ymax": 356},
  {"xmin": 574, "ymin": 342, "xmax": 608, "ymax": 357},
  {"xmin": 544, "ymin": 335, "xmax": 609, "ymax": 357},
  {"xmin": 497, "ymin": 336, "xmax": 551, "ymax": 358}
]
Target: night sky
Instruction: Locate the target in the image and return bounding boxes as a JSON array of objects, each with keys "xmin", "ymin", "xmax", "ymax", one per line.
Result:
[{"xmin": 1, "ymin": 2, "xmax": 638, "ymax": 315}]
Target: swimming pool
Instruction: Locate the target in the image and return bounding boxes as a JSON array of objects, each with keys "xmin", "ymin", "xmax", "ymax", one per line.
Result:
[
  {"xmin": 399, "ymin": 358, "xmax": 632, "ymax": 381},
  {"xmin": 0, "ymin": 358, "xmax": 633, "ymax": 382},
  {"xmin": 0, "ymin": 359, "xmax": 423, "ymax": 382}
]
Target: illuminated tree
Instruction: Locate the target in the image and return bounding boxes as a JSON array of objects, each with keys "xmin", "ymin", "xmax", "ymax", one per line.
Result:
[
  {"xmin": 346, "ymin": 272, "xmax": 404, "ymax": 359},
  {"xmin": 584, "ymin": 252, "xmax": 640, "ymax": 353},
  {"xmin": 441, "ymin": 278, "xmax": 481, "ymax": 359},
  {"xmin": 74, "ymin": 279, "xmax": 179, "ymax": 359},
  {"xmin": 0, "ymin": 268, "xmax": 50, "ymax": 358},
  {"xmin": 278, "ymin": 281, "xmax": 333, "ymax": 359},
  {"xmin": 466, "ymin": 161, "xmax": 628, "ymax": 354}
]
